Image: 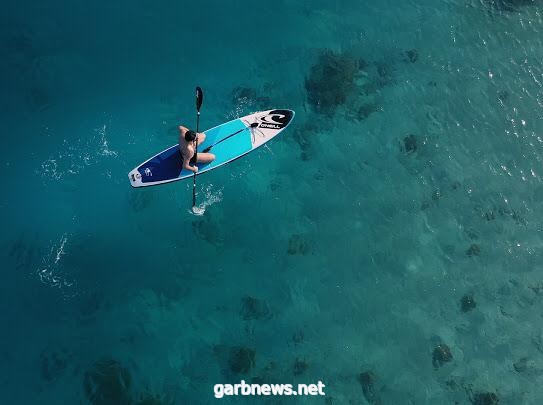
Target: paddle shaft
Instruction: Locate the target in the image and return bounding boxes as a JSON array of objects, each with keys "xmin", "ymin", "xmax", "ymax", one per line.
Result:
[
  {"xmin": 192, "ymin": 112, "xmax": 199, "ymax": 206},
  {"xmin": 192, "ymin": 87, "xmax": 203, "ymax": 209}
]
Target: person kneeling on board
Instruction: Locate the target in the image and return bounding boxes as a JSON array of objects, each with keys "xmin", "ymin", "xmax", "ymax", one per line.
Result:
[{"xmin": 179, "ymin": 125, "xmax": 215, "ymax": 173}]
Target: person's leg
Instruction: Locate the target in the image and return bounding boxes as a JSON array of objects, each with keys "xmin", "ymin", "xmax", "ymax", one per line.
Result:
[{"xmin": 197, "ymin": 152, "xmax": 215, "ymax": 163}]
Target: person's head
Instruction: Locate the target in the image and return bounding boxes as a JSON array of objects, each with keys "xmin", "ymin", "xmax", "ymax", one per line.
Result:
[{"xmin": 184, "ymin": 130, "xmax": 197, "ymax": 142}]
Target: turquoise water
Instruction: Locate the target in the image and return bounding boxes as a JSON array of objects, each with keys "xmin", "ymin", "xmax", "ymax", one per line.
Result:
[{"xmin": 2, "ymin": 0, "xmax": 543, "ymax": 403}]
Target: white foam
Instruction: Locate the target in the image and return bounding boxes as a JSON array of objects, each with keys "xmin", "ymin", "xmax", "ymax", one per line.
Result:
[
  {"xmin": 96, "ymin": 124, "xmax": 118, "ymax": 157},
  {"xmin": 188, "ymin": 184, "xmax": 223, "ymax": 215},
  {"xmin": 36, "ymin": 233, "xmax": 76, "ymax": 297},
  {"xmin": 38, "ymin": 123, "xmax": 118, "ymax": 181}
]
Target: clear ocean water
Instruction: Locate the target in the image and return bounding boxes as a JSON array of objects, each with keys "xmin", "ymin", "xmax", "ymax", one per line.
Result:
[{"xmin": 1, "ymin": 0, "xmax": 543, "ymax": 403}]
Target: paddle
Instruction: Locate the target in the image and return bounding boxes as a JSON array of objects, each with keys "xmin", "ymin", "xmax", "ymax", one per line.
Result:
[
  {"xmin": 202, "ymin": 122, "xmax": 259, "ymax": 153},
  {"xmin": 192, "ymin": 86, "xmax": 203, "ymax": 211}
]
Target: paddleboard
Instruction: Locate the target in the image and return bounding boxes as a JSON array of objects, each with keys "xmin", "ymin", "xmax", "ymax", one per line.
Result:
[{"xmin": 128, "ymin": 109, "xmax": 294, "ymax": 187}]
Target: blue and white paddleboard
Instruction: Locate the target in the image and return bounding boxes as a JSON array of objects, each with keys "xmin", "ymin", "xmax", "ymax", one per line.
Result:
[{"xmin": 128, "ymin": 109, "xmax": 294, "ymax": 187}]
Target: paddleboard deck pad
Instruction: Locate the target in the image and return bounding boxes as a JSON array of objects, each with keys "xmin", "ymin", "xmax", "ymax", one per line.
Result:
[{"xmin": 128, "ymin": 109, "xmax": 294, "ymax": 187}]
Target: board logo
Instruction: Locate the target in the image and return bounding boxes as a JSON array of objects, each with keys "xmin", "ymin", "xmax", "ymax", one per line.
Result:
[
  {"xmin": 259, "ymin": 113, "xmax": 288, "ymax": 130},
  {"xmin": 144, "ymin": 167, "xmax": 152, "ymax": 176}
]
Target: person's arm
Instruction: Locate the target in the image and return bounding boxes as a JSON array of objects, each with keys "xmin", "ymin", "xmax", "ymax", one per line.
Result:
[
  {"xmin": 183, "ymin": 160, "xmax": 198, "ymax": 173},
  {"xmin": 196, "ymin": 132, "xmax": 206, "ymax": 143},
  {"xmin": 179, "ymin": 125, "xmax": 189, "ymax": 133}
]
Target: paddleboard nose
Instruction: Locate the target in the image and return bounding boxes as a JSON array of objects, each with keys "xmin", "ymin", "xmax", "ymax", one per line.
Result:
[{"xmin": 257, "ymin": 109, "xmax": 294, "ymax": 129}]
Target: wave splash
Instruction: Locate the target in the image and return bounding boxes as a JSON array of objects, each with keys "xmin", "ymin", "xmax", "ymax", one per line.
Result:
[
  {"xmin": 36, "ymin": 233, "xmax": 76, "ymax": 297},
  {"xmin": 39, "ymin": 124, "xmax": 118, "ymax": 181}
]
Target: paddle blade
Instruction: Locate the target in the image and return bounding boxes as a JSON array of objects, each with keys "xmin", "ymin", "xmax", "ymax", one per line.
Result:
[{"xmin": 196, "ymin": 86, "xmax": 203, "ymax": 111}]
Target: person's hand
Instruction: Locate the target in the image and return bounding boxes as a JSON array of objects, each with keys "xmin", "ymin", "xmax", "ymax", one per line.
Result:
[{"xmin": 192, "ymin": 166, "xmax": 199, "ymax": 173}]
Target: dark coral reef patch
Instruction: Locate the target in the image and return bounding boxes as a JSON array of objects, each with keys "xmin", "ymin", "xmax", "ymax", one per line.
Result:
[
  {"xmin": 471, "ymin": 391, "xmax": 499, "ymax": 405},
  {"xmin": 484, "ymin": 0, "xmax": 536, "ymax": 12},
  {"xmin": 287, "ymin": 234, "xmax": 311, "ymax": 255},
  {"xmin": 227, "ymin": 347, "xmax": 256, "ymax": 374},
  {"xmin": 192, "ymin": 212, "xmax": 224, "ymax": 247},
  {"xmin": 293, "ymin": 358, "xmax": 308, "ymax": 376},
  {"xmin": 305, "ymin": 50, "xmax": 360, "ymax": 115},
  {"xmin": 83, "ymin": 358, "xmax": 132, "ymax": 405},
  {"xmin": 461, "ymin": 294, "xmax": 476, "ymax": 313},
  {"xmin": 466, "ymin": 244, "xmax": 481, "ymax": 257},
  {"xmin": 432, "ymin": 344, "xmax": 453, "ymax": 369},
  {"xmin": 358, "ymin": 370, "xmax": 379, "ymax": 404},
  {"xmin": 40, "ymin": 348, "xmax": 70, "ymax": 381},
  {"xmin": 240, "ymin": 295, "xmax": 272, "ymax": 320}
]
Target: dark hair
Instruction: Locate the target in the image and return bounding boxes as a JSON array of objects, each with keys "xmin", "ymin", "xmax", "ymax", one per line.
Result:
[{"xmin": 184, "ymin": 130, "xmax": 196, "ymax": 142}]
